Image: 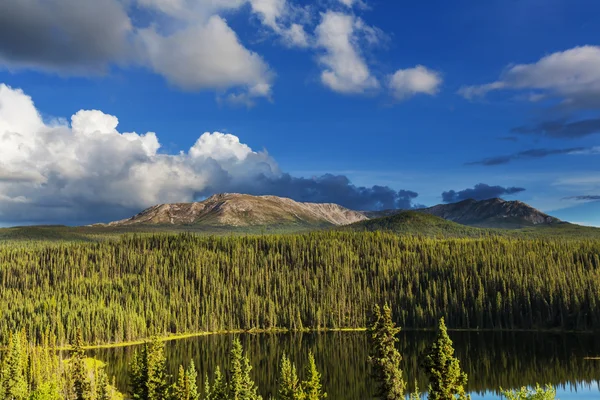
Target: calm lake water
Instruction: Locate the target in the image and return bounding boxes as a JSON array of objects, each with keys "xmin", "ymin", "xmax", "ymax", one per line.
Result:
[{"xmin": 90, "ymin": 331, "xmax": 600, "ymax": 399}]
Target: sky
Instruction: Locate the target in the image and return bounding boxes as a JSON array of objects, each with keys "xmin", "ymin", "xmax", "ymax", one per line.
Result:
[{"xmin": 0, "ymin": 0, "xmax": 599, "ymax": 226}]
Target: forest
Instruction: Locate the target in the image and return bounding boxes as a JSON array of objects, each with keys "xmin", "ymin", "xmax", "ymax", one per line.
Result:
[
  {"xmin": 0, "ymin": 306, "xmax": 559, "ymax": 400},
  {"xmin": 0, "ymin": 231, "xmax": 599, "ymax": 346}
]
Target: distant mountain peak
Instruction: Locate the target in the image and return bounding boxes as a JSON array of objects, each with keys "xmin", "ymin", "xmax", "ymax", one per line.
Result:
[
  {"xmin": 105, "ymin": 193, "xmax": 367, "ymax": 228},
  {"xmin": 419, "ymin": 198, "xmax": 561, "ymax": 229}
]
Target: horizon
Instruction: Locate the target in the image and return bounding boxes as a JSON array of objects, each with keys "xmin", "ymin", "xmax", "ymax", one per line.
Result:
[{"xmin": 1, "ymin": 0, "xmax": 599, "ymax": 227}]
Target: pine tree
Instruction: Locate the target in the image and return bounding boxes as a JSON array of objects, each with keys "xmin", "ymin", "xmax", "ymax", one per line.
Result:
[
  {"xmin": 146, "ymin": 337, "xmax": 170, "ymax": 400},
  {"xmin": 129, "ymin": 346, "xmax": 148, "ymax": 400},
  {"xmin": 278, "ymin": 354, "xmax": 303, "ymax": 400},
  {"xmin": 205, "ymin": 367, "xmax": 227, "ymax": 400},
  {"xmin": 2, "ymin": 332, "xmax": 28, "ymax": 400},
  {"xmin": 302, "ymin": 352, "xmax": 326, "ymax": 400},
  {"xmin": 409, "ymin": 380, "xmax": 422, "ymax": 400},
  {"xmin": 96, "ymin": 369, "xmax": 111, "ymax": 400},
  {"xmin": 187, "ymin": 361, "xmax": 199, "ymax": 400},
  {"xmin": 71, "ymin": 330, "xmax": 92, "ymax": 400},
  {"xmin": 368, "ymin": 304, "xmax": 406, "ymax": 400},
  {"xmin": 173, "ymin": 365, "xmax": 187, "ymax": 400},
  {"xmin": 229, "ymin": 337, "xmax": 262, "ymax": 400},
  {"xmin": 421, "ymin": 318, "xmax": 469, "ymax": 400}
]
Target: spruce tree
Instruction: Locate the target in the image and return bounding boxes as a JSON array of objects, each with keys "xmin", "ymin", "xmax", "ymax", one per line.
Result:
[
  {"xmin": 129, "ymin": 346, "xmax": 148, "ymax": 400},
  {"xmin": 229, "ymin": 337, "xmax": 262, "ymax": 400},
  {"xmin": 146, "ymin": 337, "xmax": 170, "ymax": 400},
  {"xmin": 187, "ymin": 361, "xmax": 199, "ymax": 400},
  {"xmin": 71, "ymin": 330, "xmax": 92, "ymax": 400},
  {"xmin": 302, "ymin": 352, "xmax": 326, "ymax": 400},
  {"xmin": 278, "ymin": 354, "xmax": 303, "ymax": 400},
  {"xmin": 421, "ymin": 318, "xmax": 469, "ymax": 400},
  {"xmin": 205, "ymin": 367, "xmax": 227, "ymax": 400},
  {"xmin": 173, "ymin": 365, "xmax": 187, "ymax": 400},
  {"xmin": 368, "ymin": 304, "xmax": 406, "ymax": 400},
  {"xmin": 2, "ymin": 332, "xmax": 28, "ymax": 400}
]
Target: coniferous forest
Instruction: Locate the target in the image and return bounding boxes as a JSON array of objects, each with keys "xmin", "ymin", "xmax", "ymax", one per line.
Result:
[{"xmin": 0, "ymin": 231, "xmax": 599, "ymax": 346}]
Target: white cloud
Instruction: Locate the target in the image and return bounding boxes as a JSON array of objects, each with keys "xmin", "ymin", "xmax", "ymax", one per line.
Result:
[
  {"xmin": 315, "ymin": 11, "xmax": 379, "ymax": 94},
  {"xmin": 0, "ymin": 84, "xmax": 279, "ymax": 223},
  {"xmin": 138, "ymin": 16, "xmax": 274, "ymax": 97},
  {"xmin": 389, "ymin": 65, "xmax": 442, "ymax": 100},
  {"xmin": 459, "ymin": 46, "xmax": 600, "ymax": 109}
]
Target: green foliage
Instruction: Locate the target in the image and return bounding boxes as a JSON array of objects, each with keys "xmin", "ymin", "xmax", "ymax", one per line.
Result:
[
  {"xmin": 204, "ymin": 367, "xmax": 227, "ymax": 400},
  {"xmin": 368, "ymin": 304, "xmax": 406, "ymax": 400},
  {"xmin": 301, "ymin": 352, "xmax": 326, "ymax": 400},
  {"xmin": 421, "ymin": 318, "xmax": 469, "ymax": 400},
  {"xmin": 172, "ymin": 361, "xmax": 199, "ymax": 400},
  {"xmin": 2, "ymin": 232, "xmax": 600, "ymax": 346},
  {"xmin": 229, "ymin": 338, "xmax": 262, "ymax": 400},
  {"xmin": 128, "ymin": 337, "xmax": 170, "ymax": 400},
  {"xmin": 278, "ymin": 354, "xmax": 303, "ymax": 400},
  {"xmin": 409, "ymin": 380, "xmax": 422, "ymax": 400},
  {"xmin": 501, "ymin": 384, "xmax": 557, "ymax": 400},
  {"xmin": 2, "ymin": 332, "xmax": 28, "ymax": 400},
  {"xmin": 72, "ymin": 330, "xmax": 92, "ymax": 400}
]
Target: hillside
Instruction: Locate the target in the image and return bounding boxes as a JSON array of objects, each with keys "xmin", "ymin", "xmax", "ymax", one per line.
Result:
[
  {"xmin": 417, "ymin": 198, "xmax": 563, "ymax": 229},
  {"xmin": 104, "ymin": 193, "xmax": 367, "ymax": 228},
  {"xmin": 345, "ymin": 211, "xmax": 489, "ymax": 237}
]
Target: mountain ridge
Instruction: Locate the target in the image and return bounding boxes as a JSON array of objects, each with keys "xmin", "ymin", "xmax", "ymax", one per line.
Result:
[
  {"xmin": 104, "ymin": 193, "xmax": 368, "ymax": 228},
  {"xmin": 102, "ymin": 194, "xmax": 566, "ymax": 231}
]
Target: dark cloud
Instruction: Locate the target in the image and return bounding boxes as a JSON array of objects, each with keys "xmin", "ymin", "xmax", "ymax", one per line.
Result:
[
  {"xmin": 0, "ymin": 0, "xmax": 132, "ymax": 72},
  {"xmin": 512, "ymin": 118, "xmax": 600, "ymax": 139},
  {"xmin": 467, "ymin": 147, "xmax": 585, "ymax": 166},
  {"xmin": 442, "ymin": 183, "xmax": 526, "ymax": 203},
  {"xmin": 564, "ymin": 195, "xmax": 600, "ymax": 201},
  {"xmin": 202, "ymin": 173, "xmax": 421, "ymax": 211}
]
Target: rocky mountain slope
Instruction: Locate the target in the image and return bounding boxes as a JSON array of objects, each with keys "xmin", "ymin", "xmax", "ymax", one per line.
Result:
[
  {"xmin": 418, "ymin": 198, "xmax": 562, "ymax": 228},
  {"xmin": 106, "ymin": 193, "xmax": 368, "ymax": 227}
]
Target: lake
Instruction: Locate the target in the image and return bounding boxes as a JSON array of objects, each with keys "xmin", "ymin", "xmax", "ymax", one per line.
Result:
[{"xmin": 90, "ymin": 331, "xmax": 600, "ymax": 399}]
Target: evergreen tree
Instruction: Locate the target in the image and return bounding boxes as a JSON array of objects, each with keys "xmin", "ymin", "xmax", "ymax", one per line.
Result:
[
  {"xmin": 421, "ymin": 318, "xmax": 469, "ymax": 400},
  {"xmin": 146, "ymin": 337, "xmax": 170, "ymax": 400},
  {"xmin": 187, "ymin": 361, "xmax": 199, "ymax": 400},
  {"xmin": 368, "ymin": 304, "xmax": 406, "ymax": 400},
  {"xmin": 205, "ymin": 367, "xmax": 227, "ymax": 400},
  {"xmin": 129, "ymin": 346, "xmax": 148, "ymax": 400},
  {"xmin": 301, "ymin": 352, "xmax": 326, "ymax": 400},
  {"xmin": 71, "ymin": 330, "xmax": 91, "ymax": 400},
  {"xmin": 96, "ymin": 369, "xmax": 111, "ymax": 400},
  {"xmin": 2, "ymin": 333, "xmax": 28, "ymax": 400},
  {"xmin": 409, "ymin": 380, "xmax": 422, "ymax": 400},
  {"xmin": 278, "ymin": 353, "xmax": 303, "ymax": 400},
  {"xmin": 229, "ymin": 337, "xmax": 262, "ymax": 400},
  {"xmin": 173, "ymin": 365, "xmax": 187, "ymax": 400}
]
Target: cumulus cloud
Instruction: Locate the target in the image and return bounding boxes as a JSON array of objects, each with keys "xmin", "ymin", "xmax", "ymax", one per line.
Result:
[
  {"xmin": 389, "ymin": 65, "xmax": 442, "ymax": 100},
  {"xmin": 512, "ymin": 118, "xmax": 600, "ymax": 138},
  {"xmin": 459, "ymin": 46, "xmax": 600, "ymax": 110},
  {"xmin": 138, "ymin": 16, "xmax": 273, "ymax": 98},
  {"xmin": 442, "ymin": 184, "xmax": 526, "ymax": 203},
  {"xmin": 315, "ymin": 11, "xmax": 380, "ymax": 94},
  {"xmin": 466, "ymin": 147, "xmax": 588, "ymax": 166},
  {"xmin": 0, "ymin": 0, "xmax": 133, "ymax": 73},
  {"xmin": 0, "ymin": 84, "xmax": 420, "ymax": 224}
]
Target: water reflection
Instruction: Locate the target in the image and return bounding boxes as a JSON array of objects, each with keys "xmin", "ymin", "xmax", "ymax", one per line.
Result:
[{"xmin": 90, "ymin": 331, "xmax": 600, "ymax": 399}]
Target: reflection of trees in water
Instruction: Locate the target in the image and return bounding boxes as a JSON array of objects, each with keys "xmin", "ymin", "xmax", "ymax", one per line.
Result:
[{"xmin": 90, "ymin": 331, "xmax": 600, "ymax": 400}]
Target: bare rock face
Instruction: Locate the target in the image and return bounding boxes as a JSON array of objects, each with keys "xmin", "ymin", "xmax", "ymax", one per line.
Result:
[
  {"xmin": 107, "ymin": 193, "xmax": 368, "ymax": 227},
  {"xmin": 418, "ymin": 198, "xmax": 561, "ymax": 228}
]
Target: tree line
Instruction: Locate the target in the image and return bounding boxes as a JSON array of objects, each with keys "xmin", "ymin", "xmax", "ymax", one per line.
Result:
[
  {"xmin": 0, "ymin": 305, "xmax": 556, "ymax": 399},
  {"xmin": 0, "ymin": 232, "xmax": 599, "ymax": 346}
]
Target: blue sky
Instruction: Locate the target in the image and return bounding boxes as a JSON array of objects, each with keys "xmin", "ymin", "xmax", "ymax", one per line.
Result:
[{"xmin": 0, "ymin": 0, "xmax": 599, "ymax": 226}]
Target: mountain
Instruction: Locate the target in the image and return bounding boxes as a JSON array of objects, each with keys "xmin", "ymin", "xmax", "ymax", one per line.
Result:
[
  {"xmin": 417, "ymin": 198, "xmax": 562, "ymax": 229},
  {"xmin": 105, "ymin": 193, "xmax": 367, "ymax": 228},
  {"xmin": 345, "ymin": 211, "xmax": 487, "ymax": 237}
]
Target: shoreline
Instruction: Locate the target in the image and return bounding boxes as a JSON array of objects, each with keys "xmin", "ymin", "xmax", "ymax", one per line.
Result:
[{"xmin": 60, "ymin": 326, "xmax": 598, "ymax": 351}]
